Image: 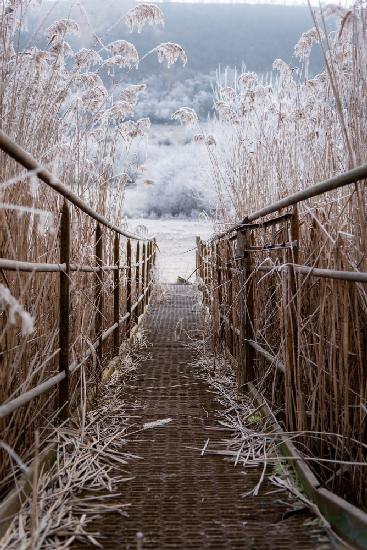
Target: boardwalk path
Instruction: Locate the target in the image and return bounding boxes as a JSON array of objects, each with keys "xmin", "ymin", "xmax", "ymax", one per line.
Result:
[{"xmin": 86, "ymin": 285, "xmax": 334, "ymax": 549}]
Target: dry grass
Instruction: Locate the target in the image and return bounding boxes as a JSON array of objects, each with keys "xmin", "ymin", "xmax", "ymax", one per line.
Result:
[
  {"xmin": 0, "ymin": 336, "xmax": 177, "ymax": 547},
  {"xmin": 189, "ymin": 340, "xmax": 352, "ymax": 548}
]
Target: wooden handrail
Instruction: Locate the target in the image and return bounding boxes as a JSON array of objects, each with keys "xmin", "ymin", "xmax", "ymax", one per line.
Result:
[
  {"xmin": 212, "ymin": 163, "xmax": 367, "ymax": 241},
  {"xmin": 0, "ymin": 129, "xmax": 151, "ymax": 242},
  {"xmin": 0, "ymin": 282, "xmax": 153, "ymax": 419}
]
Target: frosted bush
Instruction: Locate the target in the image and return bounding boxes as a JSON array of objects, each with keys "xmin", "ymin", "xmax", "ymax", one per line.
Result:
[
  {"xmin": 124, "ymin": 3, "xmax": 164, "ymax": 33},
  {"xmin": 189, "ymin": 1, "xmax": 367, "ymax": 225},
  {"xmin": 0, "ymin": 0, "xmax": 187, "ymax": 265},
  {"xmin": 0, "ymin": 285, "xmax": 34, "ymax": 336}
]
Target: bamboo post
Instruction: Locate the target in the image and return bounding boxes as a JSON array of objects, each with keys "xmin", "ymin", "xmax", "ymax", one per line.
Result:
[
  {"xmin": 126, "ymin": 239, "xmax": 132, "ymax": 337},
  {"xmin": 113, "ymin": 233, "xmax": 120, "ymax": 357},
  {"xmin": 135, "ymin": 241, "xmax": 140, "ymax": 327},
  {"xmin": 286, "ymin": 204, "xmax": 301, "ymax": 431},
  {"xmin": 237, "ymin": 229, "xmax": 255, "ymax": 394},
  {"xmin": 95, "ymin": 223, "xmax": 103, "ymax": 379},
  {"xmin": 58, "ymin": 201, "xmax": 70, "ymax": 421},
  {"xmin": 142, "ymin": 242, "xmax": 147, "ymax": 313}
]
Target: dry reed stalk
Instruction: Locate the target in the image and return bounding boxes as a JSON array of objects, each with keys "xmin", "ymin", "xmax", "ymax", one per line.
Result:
[
  {"xmin": 0, "ymin": 0, "xmax": 182, "ymax": 492},
  {"xmin": 189, "ymin": 2, "xmax": 367, "ymax": 509}
]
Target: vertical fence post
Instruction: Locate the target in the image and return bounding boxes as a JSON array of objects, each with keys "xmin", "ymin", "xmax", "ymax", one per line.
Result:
[
  {"xmin": 225, "ymin": 241, "xmax": 232, "ymax": 352},
  {"xmin": 142, "ymin": 242, "xmax": 146, "ymax": 314},
  {"xmin": 204, "ymin": 244, "xmax": 208, "ymax": 305},
  {"xmin": 126, "ymin": 239, "xmax": 132, "ymax": 338},
  {"xmin": 199, "ymin": 240, "xmax": 204, "ymax": 282},
  {"xmin": 286, "ymin": 205, "xmax": 300, "ymax": 431},
  {"xmin": 196, "ymin": 236, "xmax": 200, "ymax": 279},
  {"xmin": 210, "ymin": 242, "xmax": 215, "ymax": 304},
  {"xmin": 229, "ymin": 242, "xmax": 236, "ymax": 357},
  {"xmin": 95, "ymin": 223, "xmax": 103, "ymax": 379},
  {"xmin": 216, "ymin": 242, "xmax": 223, "ymax": 347},
  {"xmin": 237, "ymin": 229, "xmax": 255, "ymax": 395},
  {"xmin": 113, "ymin": 232, "xmax": 120, "ymax": 357},
  {"xmin": 59, "ymin": 200, "xmax": 70, "ymax": 421},
  {"xmin": 145, "ymin": 241, "xmax": 150, "ymax": 304},
  {"xmin": 148, "ymin": 239, "xmax": 155, "ymax": 303},
  {"xmin": 135, "ymin": 241, "xmax": 140, "ymax": 328}
]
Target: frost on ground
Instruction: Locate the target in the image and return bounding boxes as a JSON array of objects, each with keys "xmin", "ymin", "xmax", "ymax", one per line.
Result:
[
  {"xmin": 0, "ymin": 337, "xmax": 172, "ymax": 549},
  {"xmin": 129, "ymin": 217, "xmax": 212, "ymax": 283}
]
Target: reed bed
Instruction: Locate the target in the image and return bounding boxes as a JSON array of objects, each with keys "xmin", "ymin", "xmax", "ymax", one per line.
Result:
[
  {"xmin": 0, "ymin": 0, "xmax": 178, "ymax": 501},
  {"xmin": 190, "ymin": 3, "xmax": 367, "ymax": 509}
]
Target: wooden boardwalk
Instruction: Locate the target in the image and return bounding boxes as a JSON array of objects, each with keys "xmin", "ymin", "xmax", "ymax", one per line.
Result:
[{"xmin": 79, "ymin": 285, "xmax": 335, "ymax": 549}]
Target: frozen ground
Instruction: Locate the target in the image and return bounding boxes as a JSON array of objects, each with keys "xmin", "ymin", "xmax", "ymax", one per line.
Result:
[{"xmin": 128, "ymin": 218, "xmax": 213, "ymax": 283}]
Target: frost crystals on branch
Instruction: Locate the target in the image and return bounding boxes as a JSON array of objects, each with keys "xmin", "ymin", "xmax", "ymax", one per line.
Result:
[
  {"xmin": 75, "ymin": 48, "xmax": 102, "ymax": 69},
  {"xmin": 294, "ymin": 27, "xmax": 320, "ymax": 62},
  {"xmin": 156, "ymin": 42, "xmax": 187, "ymax": 68},
  {"xmin": 171, "ymin": 107, "xmax": 198, "ymax": 126},
  {"xmin": 120, "ymin": 84, "xmax": 146, "ymax": 106},
  {"xmin": 0, "ymin": 285, "xmax": 34, "ymax": 336},
  {"xmin": 194, "ymin": 133, "xmax": 216, "ymax": 146},
  {"xmin": 238, "ymin": 72, "xmax": 258, "ymax": 91},
  {"xmin": 194, "ymin": 134, "xmax": 205, "ymax": 144},
  {"xmin": 47, "ymin": 19, "xmax": 80, "ymax": 45},
  {"xmin": 205, "ymin": 135, "xmax": 216, "ymax": 147},
  {"xmin": 119, "ymin": 118, "xmax": 151, "ymax": 143},
  {"xmin": 105, "ymin": 40, "xmax": 139, "ymax": 69},
  {"xmin": 124, "ymin": 3, "xmax": 164, "ymax": 33},
  {"xmin": 220, "ymin": 86, "xmax": 236, "ymax": 103}
]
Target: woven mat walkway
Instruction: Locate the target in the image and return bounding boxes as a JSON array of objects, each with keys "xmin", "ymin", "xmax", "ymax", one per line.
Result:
[{"xmin": 84, "ymin": 284, "xmax": 335, "ymax": 549}]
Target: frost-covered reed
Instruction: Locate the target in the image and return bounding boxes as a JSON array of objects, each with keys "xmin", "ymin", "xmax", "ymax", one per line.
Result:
[
  {"xmin": 184, "ymin": 2, "xmax": 367, "ymax": 508},
  {"xmin": 0, "ymin": 0, "xmax": 186, "ymax": 496}
]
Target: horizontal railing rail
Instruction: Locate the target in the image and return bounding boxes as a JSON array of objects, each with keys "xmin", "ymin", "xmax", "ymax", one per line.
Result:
[
  {"xmin": 0, "ymin": 130, "xmax": 148, "ymax": 241},
  {"xmin": 212, "ymin": 162, "xmax": 367, "ymax": 241},
  {"xmin": 0, "ymin": 281, "xmax": 153, "ymax": 419},
  {"xmin": 0, "ymin": 253, "xmax": 155, "ymax": 273}
]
